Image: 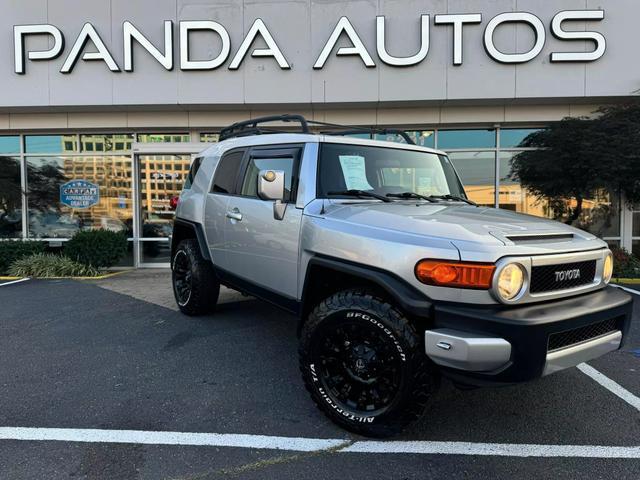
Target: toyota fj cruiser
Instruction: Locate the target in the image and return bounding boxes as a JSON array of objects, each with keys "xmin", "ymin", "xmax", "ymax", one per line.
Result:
[{"xmin": 171, "ymin": 115, "xmax": 633, "ymax": 437}]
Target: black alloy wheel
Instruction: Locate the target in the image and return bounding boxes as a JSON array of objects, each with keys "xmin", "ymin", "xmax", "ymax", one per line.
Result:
[
  {"xmin": 299, "ymin": 289, "xmax": 438, "ymax": 437},
  {"xmin": 171, "ymin": 238, "xmax": 219, "ymax": 316}
]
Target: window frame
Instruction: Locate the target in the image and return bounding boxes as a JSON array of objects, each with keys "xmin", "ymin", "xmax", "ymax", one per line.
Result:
[{"xmin": 237, "ymin": 144, "xmax": 304, "ymax": 203}]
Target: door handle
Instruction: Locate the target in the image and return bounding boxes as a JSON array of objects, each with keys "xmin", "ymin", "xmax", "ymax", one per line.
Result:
[{"xmin": 226, "ymin": 209, "xmax": 243, "ymax": 221}]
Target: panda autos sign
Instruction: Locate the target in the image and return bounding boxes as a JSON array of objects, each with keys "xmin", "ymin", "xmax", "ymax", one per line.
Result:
[
  {"xmin": 13, "ymin": 10, "xmax": 607, "ymax": 74},
  {"xmin": 60, "ymin": 180, "xmax": 100, "ymax": 209}
]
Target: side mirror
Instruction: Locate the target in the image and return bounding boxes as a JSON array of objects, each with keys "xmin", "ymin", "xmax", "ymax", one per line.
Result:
[
  {"xmin": 257, "ymin": 170, "xmax": 287, "ymax": 221},
  {"xmin": 257, "ymin": 169, "xmax": 285, "ymax": 201}
]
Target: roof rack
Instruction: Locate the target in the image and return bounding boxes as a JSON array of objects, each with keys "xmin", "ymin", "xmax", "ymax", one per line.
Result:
[
  {"xmin": 218, "ymin": 114, "xmax": 416, "ymax": 145},
  {"xmin": 219, "ymin": 114, "xmax": 310, "ymax": 141}
]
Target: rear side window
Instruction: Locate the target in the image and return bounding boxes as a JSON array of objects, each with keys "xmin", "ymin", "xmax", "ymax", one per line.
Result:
[
  {"xmin": 183, "ymin": 157, "xmax": 202, "ymax": 190},
  {"xmin": 212, "ymin": 150, "xmax": 244, "ymax": 194}
]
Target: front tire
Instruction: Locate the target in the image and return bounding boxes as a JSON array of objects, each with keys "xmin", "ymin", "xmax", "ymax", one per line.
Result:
[
  {"xmin": 299, "ymin": 290, "xmax": 438, "ymax": 437},
  {"xmin": 171, "ymin": 239, "xmax": 219, "ymax": 316}
]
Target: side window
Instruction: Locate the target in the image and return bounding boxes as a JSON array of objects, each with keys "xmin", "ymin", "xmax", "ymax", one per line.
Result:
[
  {"xmin": 240, "ymin": 156, "xmax": 295, "ymax": 200},
  {"xmin": 183, "ymin": 157, "xmax": 202, "ymax": 190},
  {"xmin": 212, "ymin": 150, "xmax": 244, "ymax": 194}
]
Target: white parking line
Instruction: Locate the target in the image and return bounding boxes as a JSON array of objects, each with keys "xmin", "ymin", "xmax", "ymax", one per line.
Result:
[
  {"xmin": 0, "ymin": 278, "xmax": 29, "ymax": 287},
  {"xmin": 0, "ymin": 427, "xmax": 639, "ymax": 458},
  {"xmin": 612, "ymin": 284, "xmax": 640, "ymax": 296},
  {"xmin": 342, "ymin": 441, "xmax": 640, "ymax": 458},
  {"xmin": 577, "ymin": 363, "xmax": 640, "ymax": 412}
]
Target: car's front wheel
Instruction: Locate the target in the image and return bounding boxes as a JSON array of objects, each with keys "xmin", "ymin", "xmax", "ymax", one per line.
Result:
[
  {"xmin": 299, "ymin": 289, "xmax": 438, "ymax": 437},
  {"xmin": 171, "ymin": 239, "xmax": 219, "ymax": 316}
]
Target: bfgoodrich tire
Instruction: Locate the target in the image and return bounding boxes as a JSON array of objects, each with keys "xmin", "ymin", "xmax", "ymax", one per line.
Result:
[
  {"xmin": 171, "ymin": 239, "xmax": 220, "ymax": 316},
  {"xmin": 299, "ymin": 289, "xmax": 438, "ymax": 437}
]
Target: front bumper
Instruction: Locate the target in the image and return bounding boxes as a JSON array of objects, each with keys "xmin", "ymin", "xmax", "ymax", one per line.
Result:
[{"xmin": 426, "ymin": 286, "xmax": 633, "ymax": 386}]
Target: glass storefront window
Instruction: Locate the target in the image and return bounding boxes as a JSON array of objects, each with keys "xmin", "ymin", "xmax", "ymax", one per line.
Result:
[
  {"xmin": 633, "ymin": 240, "xmax": 639, "ymax": 258},
  {"xmin": 137, "ymin": 133, "xmax": 190, "ymax": 143},
  {"xmin": 499, "ymin": 152, "xmax": 620, "ymax": 237},
  {"xmin": 25, "ymin": 135, "xmax": 78, "ymax": 154},
  {"xmin": 633, "ymin": 212, "xmax": 640, "ymax": 237},
  {"xmin": 200, "ymin": 133, "xmax": 220, "ymax": 142},
  {"xmin": 500, "ymin": 129, "xmax": 542, "ymax": 148},
  {"xmin": 141, "ymin": 240, "xmax": 171, "ymax": 264},
  {"xmin": 448, "ymin": 151, "xmax": 496, "ymax": 207},
  {"xmin": 0, "ymin": 156, "xmax": 22, "ymax": 238},
  {"xmin": 438, "ymin": 129, "xmax": 496, "ymax": 149},
  {"xmin": 139, "ymin": 154, "xmax": 191, "ymax": 239},
  {"xmin": 80, "ymin": 134, "xmax": 133, "ymax": 153},
  {"xmin": 26, "ymin": 156, "xmax": 133, "ymax": 238},
  {"xmin": 407, "ymin": 130, "xmax": 435, "ymax": 148},
  {"xmin": 0, "ymin": 136, "xmax": 20, "ymax": 154}
]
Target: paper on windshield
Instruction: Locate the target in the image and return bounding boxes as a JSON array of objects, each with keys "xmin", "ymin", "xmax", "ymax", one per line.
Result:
[{"xmin": 338, "ymin": 155, "xmax": 373, "ymax": 191}]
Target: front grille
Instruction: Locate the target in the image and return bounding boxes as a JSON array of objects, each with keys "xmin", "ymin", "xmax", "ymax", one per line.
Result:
[
  {"xmin": 547, "ymin": 318, "xmax": 618, "ymax": 352},
  {"xmin": 530, "ymin": 260, "xmax": 596, "ymax": 294}
]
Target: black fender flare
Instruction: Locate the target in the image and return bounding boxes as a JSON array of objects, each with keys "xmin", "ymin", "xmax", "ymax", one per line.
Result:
[
  {"xmin": 171, "ymin": 218, "xmax": 211, "ymax": 263},
  {"xmin": 300, "ymin": 255, "xmax": 433, "ymax": 323}
]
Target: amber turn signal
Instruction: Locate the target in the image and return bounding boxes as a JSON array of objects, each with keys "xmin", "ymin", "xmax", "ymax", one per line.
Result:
[{"xmin": 415, "ymin": 259, "xmax": 496, "ymax": 289}]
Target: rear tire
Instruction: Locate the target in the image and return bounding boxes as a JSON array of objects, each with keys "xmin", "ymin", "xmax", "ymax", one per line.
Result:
[
  {"xmin": 299, "ymin": 289, "xmax": 438, "ymax": 437},
  {"xmin": 171, "ymin": 239, "xmax": 219, "ymax": 316}
]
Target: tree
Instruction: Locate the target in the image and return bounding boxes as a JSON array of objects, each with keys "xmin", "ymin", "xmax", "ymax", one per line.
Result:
[{"xmin": 510, "ymin": 101, "xmax": 640, "ymax": 226}]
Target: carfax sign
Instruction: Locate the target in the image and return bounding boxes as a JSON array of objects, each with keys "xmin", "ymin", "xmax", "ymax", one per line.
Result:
[{"xmin": 60, "ymin": 180, "xmax": 99, "ymax": 209}]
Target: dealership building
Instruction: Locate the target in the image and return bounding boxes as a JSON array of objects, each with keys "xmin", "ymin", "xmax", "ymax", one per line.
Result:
[{"xmin": 0, "ymin": 0, "xmax": 638, "ymax": 267}]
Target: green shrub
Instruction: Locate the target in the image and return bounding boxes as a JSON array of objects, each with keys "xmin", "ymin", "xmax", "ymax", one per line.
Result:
[
  {"xmin": 8, "ymin": 253, "xmax": 100, "ymax": 278},
  {"xmin": 611, "ymin": 247, "xmax": 640, "ymax": 279},
  {"xmin": 64, "ymin": 229, "xmax": 128, "ymax": 268},
  {"xmin": 0, "ymin": 241, "xmax": 45, "ymax": 274}
]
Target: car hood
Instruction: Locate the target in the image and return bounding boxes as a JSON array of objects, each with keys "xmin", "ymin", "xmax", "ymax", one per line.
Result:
[{"xmin": 320, "ymin": 201, "xmax": 597, "ymax": 248}]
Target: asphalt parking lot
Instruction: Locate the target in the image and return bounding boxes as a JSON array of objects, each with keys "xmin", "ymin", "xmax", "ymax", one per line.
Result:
[{"xmin": 1, "ymin": 272, "xmax": 639, "ymax": 479}]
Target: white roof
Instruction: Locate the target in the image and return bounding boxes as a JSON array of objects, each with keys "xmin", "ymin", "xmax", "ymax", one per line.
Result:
[{"xmin": 199, "ymin": 133, "xmax": 446, "ymax": 158}]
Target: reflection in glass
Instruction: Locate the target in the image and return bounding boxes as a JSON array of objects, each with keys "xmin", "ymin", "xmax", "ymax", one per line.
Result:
[
  {"xmin": 115, "ymin": 240, "xmax": 135, "ymax": 267},
  {"xmin": 80, "ymin": 134, "xmax": 134, "ymax": 153},
  {"xmin": 137, "ymin": 133, "xmax": 190, "ymax": 143},
  {"xmin": 500, "ymin": 152, "xmax": 620, "ymax": 237},
  {"xmin": 0, "ymin": 136, "xmax": 20, "ymax": 154},
  {"xmin": 200, "ymin": 133, "xmax": 220, "ymax": 142},
  {"xmin": 26, "ymin": 156, "xmax": 133, "ymax": 238},
  {"xmin": 448, "ymin": 151, "xmax": 496, "ymax": 207},
  {"xmin": 408, "ymin": 131, "xmax": 435, "ymax": 148},
  {"xmin": 139, "ymin": 155, "xmax": 191, "ymax": 238},
  {"xmin": 25, "ymin": 135, "xmax": 78, "ymax": 154},
  {"xmin": 633, "ymin": 240, "xmax": 639, "ymax": 258},
  {"xmin": 500, "ymin": 129, "xmax": 542, "ymax": 148},
  {"xmin": 633, "ymin": 212, "xmax": 640, "ymax": 237},
  {"xmin": 438, "ymin": 129, "xmax": 496, "ymax": 149},
  {"xmin": 142, "ymin": 241, "xmax": 171, "ymax": 264},
  {"xmin": 0, "ymin": 156, "xmax": 22, "ymax": 238}
]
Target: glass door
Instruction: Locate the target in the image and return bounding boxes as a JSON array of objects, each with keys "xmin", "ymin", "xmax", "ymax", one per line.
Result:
[{"xmin": 132, "ymin": 143, "xmax": 208, "ymax": 267}]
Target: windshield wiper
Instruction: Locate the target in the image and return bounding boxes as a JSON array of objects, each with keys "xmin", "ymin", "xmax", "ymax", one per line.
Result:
[
  {"xmin": 327, "ymin": 190, "xmax": 392, "ymax": 203},
  {"xmin": 428, "ymin": 194, "xmax": 477, "ymax": 206},
  {"xmin": 386, "ymin": 192, "xmax": 438, "ymax": 203}
]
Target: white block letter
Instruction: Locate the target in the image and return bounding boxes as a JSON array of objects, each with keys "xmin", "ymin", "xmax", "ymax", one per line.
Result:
[
  {"xmin": 484, "ymin": 13, "xmax": 545, "ymax": 64},
  {"xmin": 314, "ymin": 17, "xmax": 375, "ymax": 69},
  {"xmin": 376, "ymin": 15, "xmax": 430, "ymax": 67},
  {"xmin": 14, "ymin": 25, "xmax": 64, "ymax": 74},
  {"xmin": 61, "ymin": 23, "xmax": 120, "ymax": 73},
  {"xmin": 124, "ymin": 20, "xmax": 173, "ymax": 71},
  {"xmin": 434, "ymin": 14, "xmax": 482, "ymax": 66},
  {"xmin": 229, "ymin": 19, "xmax": 289, "ymax": 70},
  {"xmin": 551, "ymin": 10, "xmax": 606, "ymax": 62},
  {"xmin": 180, "ymin": 21, "xmax": 231, "ymax": 70}
]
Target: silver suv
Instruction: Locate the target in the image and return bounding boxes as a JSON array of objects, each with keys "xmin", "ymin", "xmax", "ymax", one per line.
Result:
[{"xmin": 171, "ymin": 115, "xmax": 633, "ymax": 437}]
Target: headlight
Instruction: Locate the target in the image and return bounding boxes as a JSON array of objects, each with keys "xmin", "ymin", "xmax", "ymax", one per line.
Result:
[
  {"xmin": 496, "ymin": 263, "xmax": 525, "ymax": 301},
  {"xmin": 603, "ymin": 251, "xmax": 614, "ymax": 284}
]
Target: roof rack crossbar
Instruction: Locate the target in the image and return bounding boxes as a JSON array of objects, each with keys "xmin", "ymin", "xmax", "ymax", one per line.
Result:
[
  {"xmin": 219, "ymin": 114, "xmax": 310, "ymax": 141},
  {"xmin": 218, "ymin": 114, "xmax": 416, "ymax": 145}
]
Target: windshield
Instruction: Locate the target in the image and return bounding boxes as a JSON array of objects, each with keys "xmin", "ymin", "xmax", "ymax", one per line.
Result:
[{"xmin": 317, "ymin": 143, "xmax": 466, "ymax": 200}]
